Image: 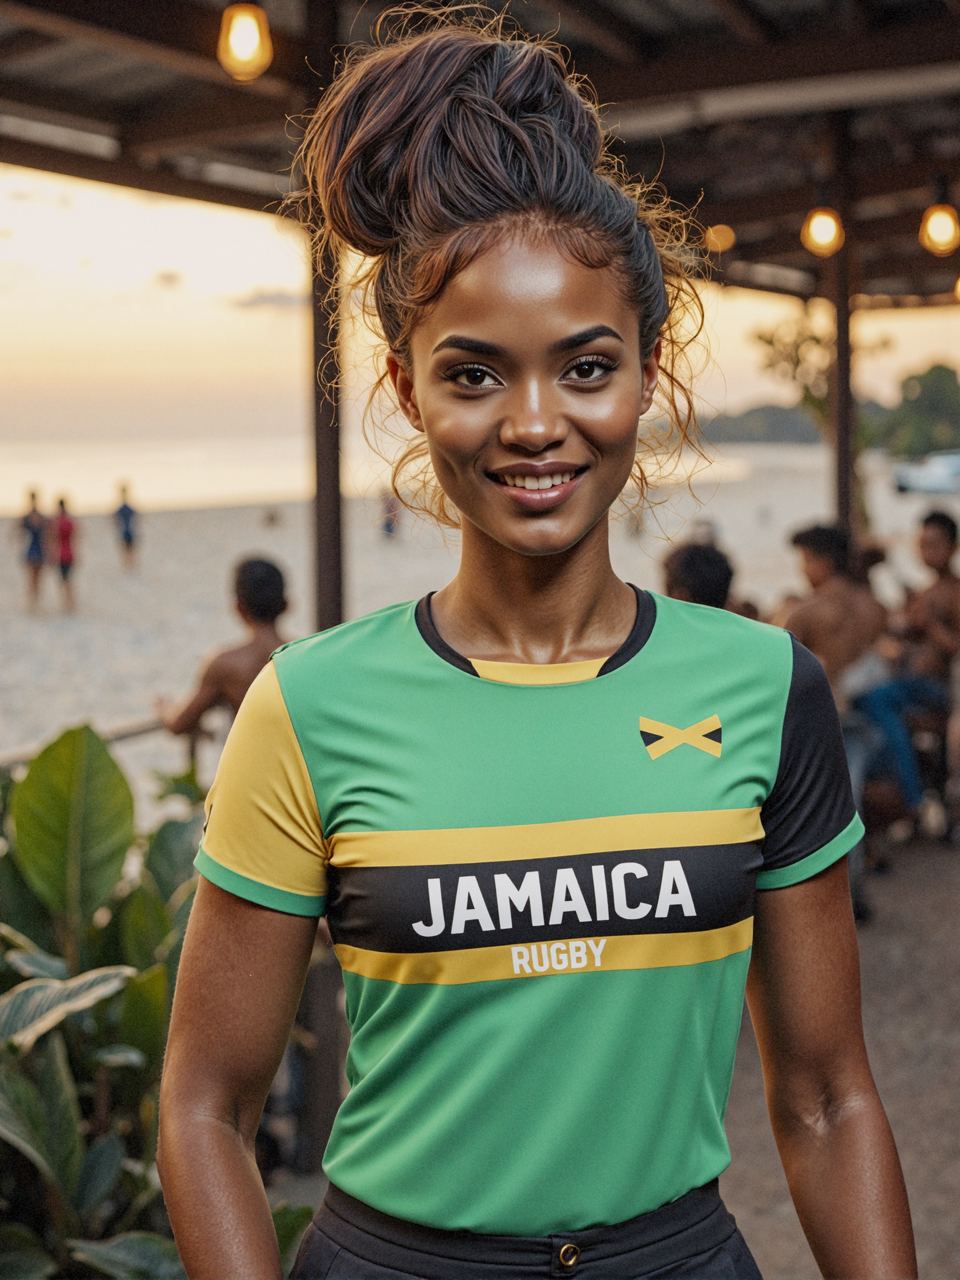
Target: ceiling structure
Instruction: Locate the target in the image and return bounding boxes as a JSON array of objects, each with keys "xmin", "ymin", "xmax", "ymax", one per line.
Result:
[{"xmin": 1, "ymin": 0, "xmax": 959, "ymax": 306}]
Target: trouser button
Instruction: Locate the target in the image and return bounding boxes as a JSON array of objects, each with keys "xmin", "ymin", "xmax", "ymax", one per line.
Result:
[{"xmin": 558, "ymin": 1242, "xmax": 580, "ymax": 1269}]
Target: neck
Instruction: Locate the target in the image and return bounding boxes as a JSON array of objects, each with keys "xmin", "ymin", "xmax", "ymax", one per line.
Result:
[
  {"xmin": 432, "ymin": 516, "xmax": 634, "ymax": 664},
  {"xmin": 247, "ymin": 620, "xmax": 282, "ymax": 646}
]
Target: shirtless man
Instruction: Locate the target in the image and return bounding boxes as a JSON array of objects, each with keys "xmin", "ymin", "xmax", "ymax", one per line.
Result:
[
  {"xmin": 157, "ymin": 558, "xmax": 288, "ymax": 734},
  {"xmin": 781, "ymin": 524, "xmax": 886, "ymax": 705},
  {"xmin": 781, "ymin": 524, "xmax": 886, "ymax": 920},
  {"xmin": 858, "ymin": 510, "xmax": 960, "ymax": 831}
]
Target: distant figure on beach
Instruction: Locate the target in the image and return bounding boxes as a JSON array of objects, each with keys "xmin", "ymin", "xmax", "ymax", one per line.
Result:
[
  {"xmin": 156, "ymin": 558, "xmax": 288, "ymax": 735},
  {"xmin": 114, "ymin": 484, "xmax": 138, "ymax": 570},
  {"xmin": 15, "ymin": 490, "xmax": 47, "ymax": 611},
  {"xmin": 50, "ymin": 497, "xmax": 78, "ymax": 613},
  {"xmin": 380, "ymin": 488, "xmax": 402, "ymax": 539}
]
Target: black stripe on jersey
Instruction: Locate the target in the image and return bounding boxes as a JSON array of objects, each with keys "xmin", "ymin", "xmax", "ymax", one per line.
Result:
[
  {"xmin": 414, "ymin": 587, "xmax": 656, "ymax": 679},
  {"xmin": 326, "ymin": 843, "xmax": 761, "ymax": 954}
]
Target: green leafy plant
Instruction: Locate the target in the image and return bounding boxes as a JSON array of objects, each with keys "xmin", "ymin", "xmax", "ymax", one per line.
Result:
[
  {"xmin": 0, "ymin": 728, "xmax": 199, "ymax": 1277},
  {"xmin": 0, "ymin": 726, "xmax": 312, "ymax": 1277}
]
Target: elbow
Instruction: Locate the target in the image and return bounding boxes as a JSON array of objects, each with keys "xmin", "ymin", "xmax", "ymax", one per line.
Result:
[{"xmin": 770, "ymin": 1075, "xmax": 881, "ymax": 1147}]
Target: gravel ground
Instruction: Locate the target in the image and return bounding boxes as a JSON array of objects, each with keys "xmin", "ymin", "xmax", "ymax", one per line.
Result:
[{"xmin": 721, "ymin": 838, "xmax": 959, "ymax": 1279}]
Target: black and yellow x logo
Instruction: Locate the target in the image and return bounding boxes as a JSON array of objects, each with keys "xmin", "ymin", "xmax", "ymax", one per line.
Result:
[{"xmin": 639, "ymin": 714, "xmax": 723, "ymax": 760}]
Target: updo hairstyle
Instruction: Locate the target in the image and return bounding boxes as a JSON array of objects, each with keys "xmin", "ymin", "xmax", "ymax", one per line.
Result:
[{"xmin": 289, "ymin": 5, "xmax": 705, "ymax": 527}]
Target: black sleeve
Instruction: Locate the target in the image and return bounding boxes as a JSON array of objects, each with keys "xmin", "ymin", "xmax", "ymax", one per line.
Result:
[{"xmin": 757, "ymin": 636, "xmax": 863, "ymax": 890}]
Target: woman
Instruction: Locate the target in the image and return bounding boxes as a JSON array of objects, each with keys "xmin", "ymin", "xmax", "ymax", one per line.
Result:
[
  {"xmin": 51, "ymin": 495, "xmax": 77, "ymax": 613},
  {"xmin": 158, "ymin": 11, "xmax": 916, "ymax": 1279}
]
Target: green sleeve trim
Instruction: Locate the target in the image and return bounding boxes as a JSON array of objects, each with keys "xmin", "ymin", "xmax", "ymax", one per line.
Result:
[
  {"xmin": 195, "ymin": 848, "xmax": 326, "ymax": 917},
  {"xmin": 756, "ymin": 812, "xmax": 865, "ymax": 890}
]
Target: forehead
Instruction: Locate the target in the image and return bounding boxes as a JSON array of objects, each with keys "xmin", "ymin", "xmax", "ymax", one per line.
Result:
[{"xmin": 414, "ymin": 236, "xmax": 639, "ymax": 350}]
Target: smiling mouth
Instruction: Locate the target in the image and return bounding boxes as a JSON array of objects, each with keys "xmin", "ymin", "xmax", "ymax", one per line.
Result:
[{"xmin": 492, "ymin": 468, "xmax": 586, "ymax": 491}]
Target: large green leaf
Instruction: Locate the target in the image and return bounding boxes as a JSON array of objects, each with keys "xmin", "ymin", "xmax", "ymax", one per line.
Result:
[
  {"xmin": 0, "ymin": 966, "xmax": 135, "ymax": 1052},
  {"xmin": 0, "ymin": 853, "xmax": 56, "ymax": 954},
  {"xmin": 0, "ymin": 1226, "xmax": 58, "ymax": 1280},
  {"xmin": 36, "ymin": 1031, "xmax": 83, "ymax": 1200},
  {"xmin": 145, "ymin": 818, "xmax": 202, "ymax": 904},
  {"xmin": 119, "ymin": 885, "xmax": 172, "ymax": 972},
  {"xmin": 117, "ymin": 965, "xmax": 168, "ymax": 1070},
  {"xmin": 67, "ymin": 1232, "xmax": 186, "ymax": 1280},
  {"xmin": 10, "ymin": 727, "xmax": 134, "ymax": 929},
  {"xmin": 5, "ymin": 949, "xmax": 68, "ymax": 980},
  {"xmin": 74, "ymin": 1132, "xmax": 125, "ymax": 1218},
  {"xmin": 0, "ymin": 1060, "xmax": 56, "ymax": 1187}
]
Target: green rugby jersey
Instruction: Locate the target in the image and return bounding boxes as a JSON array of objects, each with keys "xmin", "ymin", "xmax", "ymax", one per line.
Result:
[{"xmin": 196, "ymin": 589, "xmax": 863, "ymax": 1235}]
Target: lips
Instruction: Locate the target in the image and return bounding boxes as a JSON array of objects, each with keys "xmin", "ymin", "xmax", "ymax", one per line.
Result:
[{"xmin": 487, "ymin": 465, "xmax": 588, "ymax": 509}]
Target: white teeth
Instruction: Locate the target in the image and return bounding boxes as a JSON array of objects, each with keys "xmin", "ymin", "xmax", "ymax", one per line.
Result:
[{"xmin": 500, "ymin": 471, "xmax": 576, "ymax": 489}]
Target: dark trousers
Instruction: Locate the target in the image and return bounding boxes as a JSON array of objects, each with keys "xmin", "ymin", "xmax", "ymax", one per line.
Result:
[{"xmin": 290, "ymin": 1180, "xmax": 763, "ymax": 1279}]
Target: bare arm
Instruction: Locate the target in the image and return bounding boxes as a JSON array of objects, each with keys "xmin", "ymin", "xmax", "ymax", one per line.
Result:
[
  {"xmin": 158, "ymin": 655, "xmax": 227, "ymax": 735},
  {"xmin": 159, "ymin": 878, "xmax": 319, "ymax": 1280},
  {"xmin": 747, "ymin": 861, "xmax": 916, "ymax": 1279}
]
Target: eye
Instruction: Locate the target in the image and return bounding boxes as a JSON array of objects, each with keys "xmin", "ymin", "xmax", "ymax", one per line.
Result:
[
  {"xmin": 562, "ymin": 355, "xmax": 617, "ymax": 384},
  {"xmin": 443, "ymin": 364, "xmax": 501, "ymax": 390}
]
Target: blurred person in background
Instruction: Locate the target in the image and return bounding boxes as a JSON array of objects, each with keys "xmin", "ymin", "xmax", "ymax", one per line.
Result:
[
  {"xmin": 50, "ymin": 496, "xmax": 78, "ymax": 614},
  {"xmin": 156, "ymin": 557, "xmax": 289, "ymax": 735},
  {"xmin": 114, "ymin": 483, "xmax": 139, "ymax": 570},
  {"xmin": 779, "ymin": 524, "xmax": 886, "ymax": 921},
  {"xmin": 14, "ymin": 489, "xmax": 47, "ymax": 611},
  {"xmin": 662, "ymin": 541, "xmax": 733, "ymax": 609},
  {"xmin": 858, "ymin": 510, "xmax": 960, "ymax": 836}
]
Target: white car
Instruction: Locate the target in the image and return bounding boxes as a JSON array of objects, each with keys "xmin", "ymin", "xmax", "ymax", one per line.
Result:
[{"xmin": 894, "ymin": 450, "xmax": 960, "ymax": 494}]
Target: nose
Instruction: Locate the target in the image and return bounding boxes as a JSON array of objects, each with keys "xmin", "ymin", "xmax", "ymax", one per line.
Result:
[{"xmin": 497, "ymin": 378, "xmax": 568, "ymax": 453}]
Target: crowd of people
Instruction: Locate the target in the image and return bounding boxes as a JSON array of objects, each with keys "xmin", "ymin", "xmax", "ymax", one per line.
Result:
[
  {"xmin": 663, "ymin": 508, "xmax": 960, "ymax": 922},
  {"xmin": 13, "ymin": 483, "xmax": 138, "ymax": 611}
]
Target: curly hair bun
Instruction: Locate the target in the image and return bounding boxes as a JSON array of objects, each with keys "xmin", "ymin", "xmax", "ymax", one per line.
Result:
[{"xmin": 303, "ymin": 24, "xmax": 603, "ymax": 257}]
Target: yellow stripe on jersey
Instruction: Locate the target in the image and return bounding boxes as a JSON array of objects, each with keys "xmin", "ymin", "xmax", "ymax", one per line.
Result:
[
  {"xmin": 469, "ymin": 657, "xmax": 606, "ymax": 685},
  {"xmin": 330, "ymin": 807, "xmax": 763, "ymax": 869},
  {"xmin": 335, "ymin": 917, "xmax": 753, "ymax": 985},
  {"xmin": 201, "ymin": 662, "xmax": 329, "ymax": 901}
]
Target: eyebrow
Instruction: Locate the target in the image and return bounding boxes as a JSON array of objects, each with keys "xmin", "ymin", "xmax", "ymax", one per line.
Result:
[{"xmin": 430, "ymin": 325, "xmax": 624, "ymax": 358}]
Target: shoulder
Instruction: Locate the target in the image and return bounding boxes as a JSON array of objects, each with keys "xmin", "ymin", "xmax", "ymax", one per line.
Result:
[
  {"xmin": 272, "ymin": 600, "xmax": 417, "ymax": 684},
  {"xmin": 651, "ymin": 591, "xmax": 791, "ymax": 661}
]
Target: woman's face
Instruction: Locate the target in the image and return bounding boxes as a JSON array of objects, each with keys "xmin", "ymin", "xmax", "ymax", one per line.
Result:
[{"xmin": 388, "ymin": 237, "xmax": 660, "ymax": 558}]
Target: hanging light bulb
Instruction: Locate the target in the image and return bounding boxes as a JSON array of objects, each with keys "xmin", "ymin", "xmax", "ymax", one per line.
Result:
[
  {"xmin": 919, "ymin": 178, "xmax": 960, "ymax": 256},
  {"xmin": 800, "ymin": 206, "xmax": 845, "ymax": 258},
  {"xmin": 217, "ymin": 4, "xmax": 273, "ymax": 82},
  {"xmin": 704, "ymin": 224, "xmax": 736, "ymax": 254}
]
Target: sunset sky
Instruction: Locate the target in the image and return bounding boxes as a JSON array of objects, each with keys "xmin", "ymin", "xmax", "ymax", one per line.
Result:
[{"xmin": 2, "ymin": 162, "xmax": 959, "ymax": 513}]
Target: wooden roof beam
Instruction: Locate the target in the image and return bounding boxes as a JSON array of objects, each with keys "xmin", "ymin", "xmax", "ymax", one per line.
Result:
[
  {"xmin": 590, "ymin": 15, "xmax": 960, "ymax": 107},
  {"xmin": 0, "ymin": 134, "xmax": 284, "ymax": 210},
  {"xmin": 0, "ymin": 75, "xmax": 122, "ymax": 133},
  {"xmin": 694, "ymin": 155, "xmax": 960, "ymax": 230},
  {"xmin": 537, "ymin": 1, "xmax": 650, "ymax": 64},
  {"xmin": 0, "ymin": 0, "xmax": 310, "ymax": 98},
  {"xmin": 0, "ymin": 27, "xmax": 56, "ymax": 62},
  {"xmin": 706, "ymin": 0, "xmax": 770, "ymax": 44},
  {"xmin": 122, "ymin": 92, "xmax": 305, "ymax": 160}
]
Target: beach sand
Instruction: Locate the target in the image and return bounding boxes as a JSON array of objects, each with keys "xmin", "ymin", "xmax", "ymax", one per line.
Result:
[{"xmin": 0, "ymin": 444, "xmax": 937, "ymax": 821}]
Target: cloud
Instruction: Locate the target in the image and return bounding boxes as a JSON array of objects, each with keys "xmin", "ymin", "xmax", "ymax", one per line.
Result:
[
  {"xmin": 230, "ymin": 288, "xmax": 310, "ymax": 309},
  {"xmin": 153, "ymin": 270, "xmax": 182, "ymax": 288}
]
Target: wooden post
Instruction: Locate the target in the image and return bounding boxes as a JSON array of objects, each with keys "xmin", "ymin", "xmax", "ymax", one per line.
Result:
[
  {"xmin": 304, "ymin": 0, "xmax": 343, "ymax": 633},
  {"xmin": 311, "ymin": 272, "xmax": 343, "ymax": 631},
  {"xmin": 828, "ymin": 112, "xmax": 855, "ymax": 533},
  {"xmin": 291, "ymin": 0, "xmax": 346, "ymax": 1178}
]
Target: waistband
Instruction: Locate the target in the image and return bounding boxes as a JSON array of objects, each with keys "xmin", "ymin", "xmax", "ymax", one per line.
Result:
[{"xmin": 318, "ymin": 1181, "xmax": 735, "ymax": 1277}]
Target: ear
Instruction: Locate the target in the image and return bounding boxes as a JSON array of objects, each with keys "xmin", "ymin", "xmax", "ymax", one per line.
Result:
[
  {"xmin": 638, "ymin": 337, "xmax": 662, "ymax": 415},
  {"xmin": 386, "ymin": 352, "xmax": 424, "ymax": 433}
]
